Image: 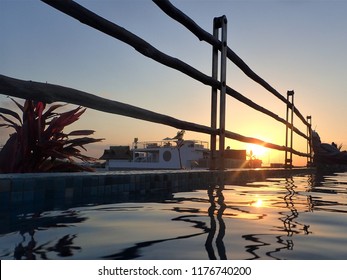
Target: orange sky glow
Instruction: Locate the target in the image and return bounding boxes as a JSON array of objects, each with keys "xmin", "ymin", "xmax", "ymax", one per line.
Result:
[{"xmin": 1, "ymin": 0, "xmax": 346, "ymax": 167}]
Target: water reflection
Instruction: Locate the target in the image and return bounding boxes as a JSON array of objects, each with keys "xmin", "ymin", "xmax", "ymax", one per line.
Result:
[
  {"xmin": 102, "ymin": 231, "xmax": 205, "ymax": 260},
  {"xmin": 2, "ymin": 172, "xmax": 347, "ymax": 259},
  {"xmin": 242, "ymin": 234, "xmax": 271, "ymax": 260},
  {"xmin": 10, "ymin": 210, "xmax": 84, "ymax": 259},
  {"xmin": 205, "ymin": 185, "xmax": 226, "ymax": 260},
  {"xmin": 306, "ymin": 173, "xmax": 347, "ymax": 213},
  {"xmin": 14, "ymin": 233, "xmax": 81, "ymax": 260},
  {"xmin": 279, "ymin": 177, "xmax": 311, "ymax": 237},
  {"xmin": 241, "ymin": 176, "xmax": 313, "ymax": 259},
  {"xmin": 102, "ymin": 185, "xmax": 228, "ymax": 260}
]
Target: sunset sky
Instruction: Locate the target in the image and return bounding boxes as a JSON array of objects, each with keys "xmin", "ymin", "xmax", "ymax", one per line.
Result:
[{"xmin": 1, "ymin": 0, "xmax": 346, "ymax": 166}]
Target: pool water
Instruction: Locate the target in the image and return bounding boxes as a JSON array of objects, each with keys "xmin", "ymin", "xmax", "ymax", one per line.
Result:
[{"xmin": 1, "ymin": 172, "xmax": 347, "ymax": 260}]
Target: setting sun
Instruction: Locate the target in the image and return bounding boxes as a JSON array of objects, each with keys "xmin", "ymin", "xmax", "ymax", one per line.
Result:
[{"xmin": 246, "ymin": 143, "xmax": 268, "ymax": 158}]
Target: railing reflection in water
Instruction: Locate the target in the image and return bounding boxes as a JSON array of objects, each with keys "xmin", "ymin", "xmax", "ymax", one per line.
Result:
[
  {"xmin": 3, "ymin": 172, "xmax": 346, "ymax": 260},
  {"xmin": 241, "ymin": 175, "xmax": 317, "ymax": 260},
  {"xmin": 205, "ymin": 185, "xmax": 227, "ymax": 260}
]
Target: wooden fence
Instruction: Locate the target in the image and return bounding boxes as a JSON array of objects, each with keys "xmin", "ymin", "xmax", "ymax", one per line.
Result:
[{"xmin": 0, "ymin": 0, "xmax": 312, "ymax": 169}]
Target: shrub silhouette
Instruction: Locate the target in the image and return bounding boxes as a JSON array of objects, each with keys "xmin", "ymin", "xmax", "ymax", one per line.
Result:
[{"xmin": 0, "ymin": 99, "xmax": 103, "ymax": 173}]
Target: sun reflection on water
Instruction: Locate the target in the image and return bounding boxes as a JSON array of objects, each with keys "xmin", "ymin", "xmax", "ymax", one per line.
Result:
[
  {"xmin": 1, "ymin": 172, "xmax": 347, "ymax": 260},
  {"xmin": 253, "ymin": 198, "xmax": 263, "ymax": 208}
]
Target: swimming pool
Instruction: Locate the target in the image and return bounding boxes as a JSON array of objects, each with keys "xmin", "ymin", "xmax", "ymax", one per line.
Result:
[{"xmin": 1, "ymin": 171, "xmax": 346, "ymax": 260}]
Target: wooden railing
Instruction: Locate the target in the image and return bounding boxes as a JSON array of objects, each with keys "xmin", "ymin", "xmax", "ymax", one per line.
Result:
[{"xmin": 0, "ymin": 0, "xmax": 313, "ymax": 168}]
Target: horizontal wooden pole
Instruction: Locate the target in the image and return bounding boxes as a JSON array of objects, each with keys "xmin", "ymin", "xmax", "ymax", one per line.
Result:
[
  {"xmin": 0, "ymin": 74, "xmax": 308, "ymax": 156},
  {"xmin": 224, "ymin": 130, "xmax": 309, "ymax": 157},
  {"xmin": 153, "ymin": 0, "xmax": 310, "ymax": 128},
  {"xmin": 41, "ymin": 0, "xmax": 308, "ymax": 142},
  {"xmin": 0, "ymin": 74, "xmax": 216, "ymax": 135}
]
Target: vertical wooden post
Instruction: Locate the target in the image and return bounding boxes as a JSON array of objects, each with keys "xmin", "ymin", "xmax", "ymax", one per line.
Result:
[
  {"xmin": 210, "ymin": 19, "xmax": 219, "ymax": 170},
  {"xmin": 219, "ymin": 16, "xmax": 227, "ymax": 170},
  {"xmin": 306, "ymin": 115, "xmax": 313, "ymax": 166},
  {"xmin": 210, "ymin": 15, "xmax": 227, "ymax": 170},
  {"xmin": 285, "ymin": 90, "xmax": 294, "ymax": 168}
]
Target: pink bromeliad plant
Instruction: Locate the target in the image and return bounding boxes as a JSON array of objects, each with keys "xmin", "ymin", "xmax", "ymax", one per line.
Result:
[{"xmin": 0, "ymin": 99, "xmax": 103, "ymax": 173}]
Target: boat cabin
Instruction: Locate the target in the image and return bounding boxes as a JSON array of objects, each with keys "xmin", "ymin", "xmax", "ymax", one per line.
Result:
[{"xmin": 100, "ymin": 139, "xmax": 209, "ymax": 170}]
